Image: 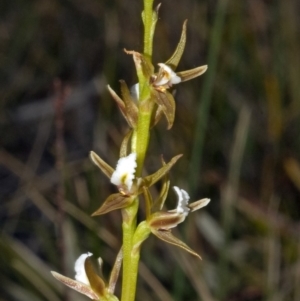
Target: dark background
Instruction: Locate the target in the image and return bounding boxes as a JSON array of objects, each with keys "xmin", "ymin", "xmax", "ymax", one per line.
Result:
[{"xmin": 1, "ymin": 0, "xmax": 300, "ymax": 300}]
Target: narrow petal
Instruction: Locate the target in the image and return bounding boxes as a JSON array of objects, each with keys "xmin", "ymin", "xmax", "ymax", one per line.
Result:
[
  {"xmin": 124, "ymin": 49, "xmax": 154, "ymax": 79},
  {"xmin": 119, "ymin": 130, "xmax": 133, "ymax": 158},
  {"xmin": 91, "ymin": 193, "xmax": 133, "ymax": 216},
  {"xmin": 90, "ymin": 151, "xmax": 114, "ymax": 179},
  {"xmin": 148, "ymin": 211, "xmax": 185, "ymax": 230},
  {"xmin": 142, "ymin": 154, "xmax": 182, "ymax": 189},
  {"xmin": 151, "ymin": 105, "xmax": 164, "ymax": 128},
  {"xmin": 108, "ymin": 248, "xmax": 123, "ymax": 294},
  {"xmin": 189, "ymin": 198, "xmax": 210, "ymax": 212},
  {"xmin": 152, "ymin": 90, "xmax": 175, "ymax": 129},
  {"xmin": 142, "ymin": 186, "xmax": 153, "ymax": 219},
  {"xmin": 111, "ymin": 153, "xmax": 137, "ymax": 191},
  {"xmin": 120, "ymin": 80, "xmax": 138, "ymax": 127},
  {"xmin": 51, "ymin": 271, "xmax": 98, "ymax": 300},
  {"xmin": 108, "ymin": 84, "xmax": 137, "ymax": 128},
  {"xmin": 152, "ymin": 159, "xmax": 170, "ymax": 211},
  {"xmin": 177, "ymin": 65, "xmax": 208, "ymax": 82},
  {"xmin": 107, "ymin": 85, "xmax": 127, "ymax": 118},
  {"xmin": 84, "ymin": 257, "xmax": 106, "ymax": 297},
  {"xmin": 165, "ymin": 20, "xmax": 187, "ymax": 70},
  {"xmin": 152, "ymin": 230, "xmax": 201, "ymax": 259}
]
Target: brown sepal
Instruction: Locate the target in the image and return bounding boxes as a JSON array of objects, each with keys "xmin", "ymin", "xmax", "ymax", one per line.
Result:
[
  {"xmin": 189, "ymin": 198, "xmax": 210, "ymax": 212},
  {"xmin": 152, "ymin": 89, "xmax": 175, "ymax": 129},
  {"xmin": 165, "ymin": 20, "xmax": 187, "ymax": 70},
  {"xmin": 143, "ymin": 186, "xmax": 153, "ymax": 219},
  {"xmin": 152, "ymin": 230, "xmax": 201, "ymax": 259},
  {"xmin": 148, "ymin": 212, "xmax": 185, "ymax": 230},
  {"xmin": 151, "ymin": 104, "xmax": 164, "ymax": 128},
  {"xmin": 108, "ymin": 248, "xmax": 123, "ymax": 294},
  {"xmin": 124, "ymin": 49, "xmax": 154, "ymax": 79},
  {"xmin": 107, "ymin": 84, "xmax": 137, "ymax": 128},
  {"xmin": 120, "ymin": 130, "xmax": 133, "ymax": 158},
  {"xmin": 51, "ymin": 271, "xmax": 98, "ymax": 300},
  {"xmin": 119, "ymin": 80, "xmax": 138, "ymax": 127},
  {"xmin": 91, "ymin": 193, "xmax": 133, "ymax": 216},
  {"xmin": 142, "ymin": 154, "xmax": 182, "ymax": 188},
  {"xmin": 152, "ymin": 156, "xmax": 170, "ymax": 211},
  {"xmin": 107, "ymin": 85, "xmax": 127, "ymax": 119},
  {"xmin": 177, "ymin": 65, "xmax": 208, "ymax": 82},
  {"xmin": 90, "ymin": 151, "xmax": 114, "ymax": 179}
]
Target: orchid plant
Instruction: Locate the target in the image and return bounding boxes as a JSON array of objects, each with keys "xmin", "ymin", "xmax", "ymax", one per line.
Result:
[{"xmin": 51, "ymin": 1, "xmax": 209, "ymax": 301}]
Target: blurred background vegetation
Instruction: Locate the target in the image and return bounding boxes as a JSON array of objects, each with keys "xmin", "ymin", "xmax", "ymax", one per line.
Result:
[{"xmin": 1, "ymin": 0, "xmax": 300, "ymax": 300}]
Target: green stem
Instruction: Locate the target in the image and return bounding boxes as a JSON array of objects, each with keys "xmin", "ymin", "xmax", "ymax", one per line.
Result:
[
  {"xmin": 121, "ymin": 200, "xmax": 138, "ymax": 301},
  {"xmin": 139, "ymin": 0, "xmax": 157, "ymax": 99},
  {"xmin": 121, "ymin": 248, "xmax": 140, "ymax": 301},
  {"xmin": 120, "ymin": 2, "xmax": 156, "ymax": 301},
  {"xmin": 134, "ymin": 101, "xmax": 154, "ymax": 176},
  {"xmin": 143, "ymin": 0, "xmax": 155, "ymax": 59}
]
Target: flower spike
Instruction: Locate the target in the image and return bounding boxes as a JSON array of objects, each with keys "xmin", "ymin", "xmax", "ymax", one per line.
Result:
[{"xmin": 52, "ymin": 3, "xmax": 211, "ymax": 301}]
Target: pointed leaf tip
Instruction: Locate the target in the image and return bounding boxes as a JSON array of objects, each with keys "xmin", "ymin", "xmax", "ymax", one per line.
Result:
[
  {"xmin": 165, "ymin": 20, "xmax": 188, "ymax": 70},
  {"xmin": 152, "ymin": 230, "xmax": 202, "ymax": 259},
  {"xmin": 51, "ymin": 271, "xmax": 98, "ymax": 300}
]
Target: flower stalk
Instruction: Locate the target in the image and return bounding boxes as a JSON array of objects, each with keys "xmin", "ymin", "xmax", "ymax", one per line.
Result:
[
  {"xmin": 142, "ymin": 0, "xmax": 155, "ymax": 60},
  {"xmin": 121, "ymin": 2, "xmax": 157, "ymax": 300},
  {"xmin": 121, "ymin": 200, "xmax": 139, "ymax": 301},
  {"xmin": 51, "ymin": 1, "xmax": 209, "ymax": 301}
]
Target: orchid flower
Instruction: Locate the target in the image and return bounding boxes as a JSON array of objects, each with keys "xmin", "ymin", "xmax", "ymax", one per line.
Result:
[
  {"xmin": 89, "ymin": 151, "xmax": 182, "ymax": 216},
  {"xmin": 51, "ymin": 3, "xmax": 210, "ymax": 301},
  {"xmin": 132, "ymin": 186, "xmax": 210, "ymax": 259},
  {"xmin": 107, "ymin": 20, "xmax": 207, "ymax": 130},
  {"xmin": 51, "ymin": 253, "xmax": 119, "ymax": 301}
]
